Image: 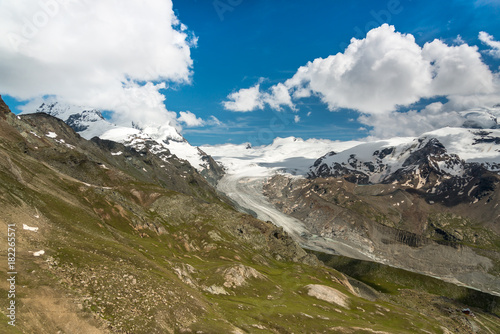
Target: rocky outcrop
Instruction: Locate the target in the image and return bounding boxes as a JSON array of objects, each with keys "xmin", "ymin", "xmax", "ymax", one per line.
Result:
[
  {"xmin": 375, "ymin": 224, "xmax": 428, "ymax": 248},
  {"xmin": 264, "ymin": 174, "xmax": 500, "ymax": 295},
  {"xmin": 0, "ymin": 95, "xmax": 10, "ymax": 119},
  {"xmin": 305, "ymin": 284, "xmax": 350, "ymax": 308},
  {"xmin": 219, "ymin": 264, "xmax": 267, "ymax": 288},
  {"xmin": 197, "ymin": 147, "xmax": 226, "ymax": 186}
]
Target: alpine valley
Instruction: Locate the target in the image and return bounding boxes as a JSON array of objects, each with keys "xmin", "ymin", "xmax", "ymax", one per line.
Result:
[{"xmin": 2, "ymin": 96, "xmax": 500, "ymax": 334}]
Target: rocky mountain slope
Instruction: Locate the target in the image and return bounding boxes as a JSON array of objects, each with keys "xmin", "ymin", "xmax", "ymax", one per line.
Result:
[
  {"xmin": 308, "ymin": 127, "xmax": 500, "ymax": 206},
  {"xmin": 264, "ymin": 174, "xmax": 500, "ymax": 294},
  {"xmin": 2, "ymin": 95, "xmax": 500, "ymax": 333},
  {"xmin": 262, "ymin": 127, "xmax": 500, "ymax": 296},
  {"xmin": 24, "ymin": 101, "xmax": 224, "ymax": 185}
]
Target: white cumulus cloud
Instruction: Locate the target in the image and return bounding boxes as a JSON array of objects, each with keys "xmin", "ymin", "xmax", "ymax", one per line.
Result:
[
  {"xmin": 223, "ymin": 84, "xmax": 264, "ymax": 112},
  {"xmin": 358, "ymin": 103, "xmax": 464, "ymax": 138},
  {"xmin": 178, "ymin": 111, "xmax": 205, "ymax": 127},
  {"xmin": 423, "ymin": 39, "xmax": 494, "ymax": 97},
  {"xmin": 227, "ymin": 24, "xmax": 497, "ymax": 115},
  {"xmin": 223, "ymin": 24, "xmax": 500, "ymax": 138},
  {"xmin": 264, "ymin": 83, "xmax": 295, "ymax": 111},
  {"xmin": 223, "ymin": 81, "xmax": 295, "ymax": 112},
  {"xmin": 207, "ymin": 115, "xmax": 222, "ymax": 126},
  {"xmin": 285, "ymin": 24, "xmax": 434, "ymax": 114},
  {"xmin": 177, "ymin": 111, "xmax": 222, "ymax": 129},
  {"xmin": 0, "ymin": 0, "xmax": 196, "ymax": 128},
  {"xmin": 479, "ymin": 31, "xmax": 500, "ymax": 58}
]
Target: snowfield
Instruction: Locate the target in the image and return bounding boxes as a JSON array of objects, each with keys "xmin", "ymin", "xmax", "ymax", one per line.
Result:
[
  {"xmin": 423, "ymin": 127, "xmax": 500, "ymax": 163},
  {"xmin": 201, "ymin": 137, "xmax": 362, "ymax": 176}
]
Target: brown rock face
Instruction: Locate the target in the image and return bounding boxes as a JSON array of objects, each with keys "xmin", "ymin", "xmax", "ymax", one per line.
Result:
[{"xmin": 0, "ymin": 95, "xmax": 11, "ymax": 119}]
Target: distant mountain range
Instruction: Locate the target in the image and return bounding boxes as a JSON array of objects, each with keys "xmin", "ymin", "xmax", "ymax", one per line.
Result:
[{"xmin": 309, "ymin": 127, "xmax": 500, "ymax": 206}]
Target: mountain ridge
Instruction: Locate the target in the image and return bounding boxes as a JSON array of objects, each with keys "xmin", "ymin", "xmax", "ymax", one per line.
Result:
[
  {"xmin": 308, "ymin": 127, "xmax": 500, "ymax": 206},
  {"xmin": 22, "ymin": 101, "xmax": 225, "ymax": 185}
]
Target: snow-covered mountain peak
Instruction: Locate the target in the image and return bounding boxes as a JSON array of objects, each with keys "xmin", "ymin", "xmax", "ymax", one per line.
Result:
[
  {"xmin": 34, "ymin": 101, "xmax": 94, "ymax": 119},
  {"xmin": 418, "ymin": 127, "xmax": 500, "ymax": 163},
  {"xmin": 310, "ymin": 127, "xmax": 500, "ymax": 180},
  {"xmin": 140, "ymin": 123, "xmax": 185, "ymax": 143},
  {"xmin": 21, "ymin": 102, "xmax": 222, "ymax": 178},
  {"xmin": 270, "ymin": 136, "xmax": 302, "ymax": 146},
  {"xmin": 24, "ymin": 101, "xmax": 117, "ymax": 140},
  {"xmin": 308, "ymin": 127, "xmax": 500, "ymax": 205},
  {"xmin": 100, "ymin": 126, "xmax": 208, "ymax": 171}
]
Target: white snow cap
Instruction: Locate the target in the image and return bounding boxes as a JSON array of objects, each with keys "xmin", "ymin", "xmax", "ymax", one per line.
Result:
[{"xmin": 202, "ymin": 137, "xmax": 361, "ymax": 176}]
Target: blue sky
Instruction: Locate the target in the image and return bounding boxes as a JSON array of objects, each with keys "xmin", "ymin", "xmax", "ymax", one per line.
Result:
[
  {"xmin": 172, "ymin": 0, "xmax": 500, "ymax": 145},
  {"xmin": 1, "ymin": 0, "xmax": 500, "ymax": 146}
]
